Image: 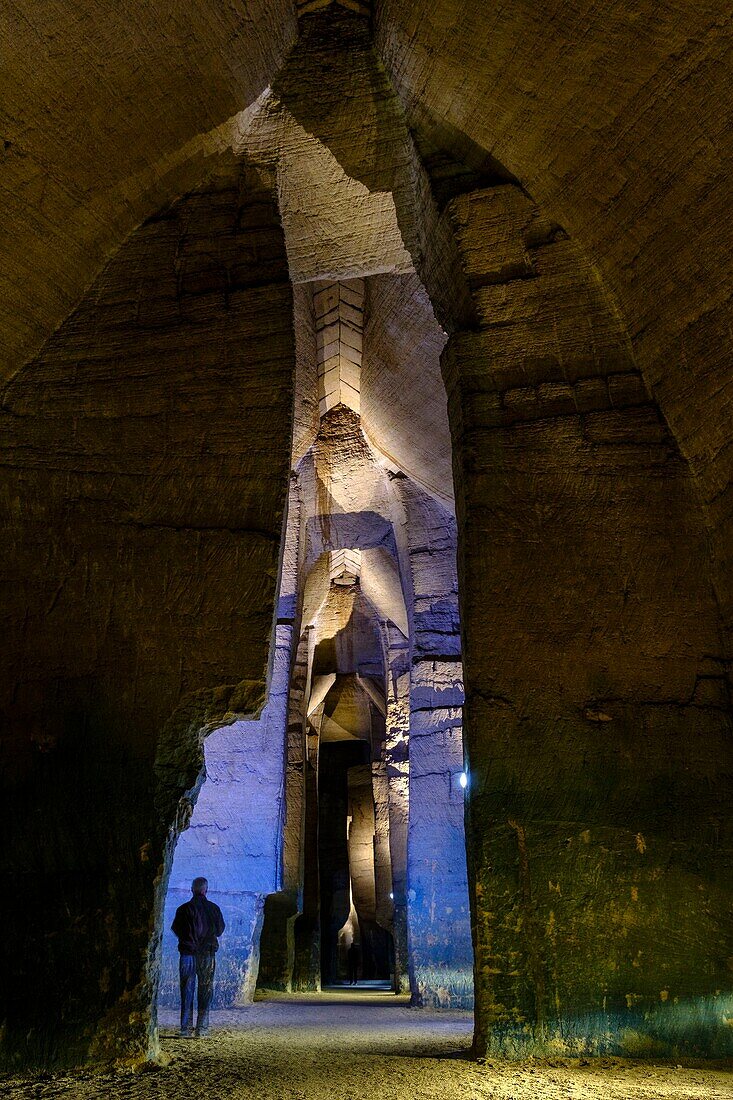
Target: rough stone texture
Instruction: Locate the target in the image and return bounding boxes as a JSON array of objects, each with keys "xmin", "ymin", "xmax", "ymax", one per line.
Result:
[
  {"xmin": 4, "ymin": 0, "xmax": 731, "ymax": 630},
  {"xmin": 383, "ymin": 666, "xmax": 410, "ymax": 993},
  {"xmin": 303, "ymin": 405, "xmax": 399, "ymax": 562},
  {"xmin": 158, "ymin": 622, "xmax": 292, "ymax": 1009},
  {"xmin": 409, "ymin": 665, "xmax": 472, "ymax": 1010},
  {"xmin": 375, "ymin": 0, "xmax": 733, "ymax": 642},
  {"xmin": 225, "ymin": 9, "xmax": 471, "ymax": 341},
  {"xmin": 4, "ymin": 0, "xmax": 731, "ymax": 1074},
  {"xmin": 291, "ymin": 284, "xmax": 320, "ymax": 468},
  {"xmin": 372, "ymin": 758, "xmax": 396, "ymax": 932},
  {"xmin": 160, "ymin": 471, "xmax": 303, "ymax": 1009},
  {"xmin": 394, "ymin": 478, "xmax": 472, "ymax": 1007},
  {"xmin": 363, "ymin": 274, "xmax": 451, "ymax": 502},
  {"xmin": 248, "ymin": 266, "xmax": 471, "ymax": 1007},
  {"xmin": 0, "ymin": 1, "xmax": 297, "ymax": 376},
  {"xmin": 391, "ymin": 477, "xmax": 471, "ymax": 1003},
  {"xmin": 347, "ymin": 765, "xmax": 379, "ymax": 924},
  {"xmin": 256, "ymin": 622, "xmax": 309, "ymax": 994},
  {"xmin": 233, "ymin": 13, "xmax": 415, "ymax": 285},
  {"xmin": 0, "ymin": 161, "xmax": 295, "ymax": 1067},
  {"xmin": 443, "ymin": 185, "xmax": 733, "ymax": 1057},
  {"xmin": 293, "ymin": 396, "xmax": 405, "ymax": 987},
  {"xmin": 315, "ymin": 280, "xmax": 364, "ymax": 418}
]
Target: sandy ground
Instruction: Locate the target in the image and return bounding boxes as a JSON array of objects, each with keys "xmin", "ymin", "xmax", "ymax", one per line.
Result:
[{"xmin": 2, "ymin": 990, "xmax": 731, "ymax": 1099}]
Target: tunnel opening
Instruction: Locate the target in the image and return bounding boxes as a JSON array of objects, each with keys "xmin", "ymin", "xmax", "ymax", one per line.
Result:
[
  {"xmin": 147, "ymin": 1, "xmax": 479, "ymax": 1037},
  {"xmin": 156, "ymin": 268, "xmax": 473, "ymax": 1022}
]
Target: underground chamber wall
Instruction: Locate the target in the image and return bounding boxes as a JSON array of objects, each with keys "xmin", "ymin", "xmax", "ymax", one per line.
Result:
[
  {"xmin": 4, "ymin": 2, "xmax": 730, "ymax": 1065},
  {"xmin": 157, "ymin": 273, "xmax": 474, "ymax": 1011}
]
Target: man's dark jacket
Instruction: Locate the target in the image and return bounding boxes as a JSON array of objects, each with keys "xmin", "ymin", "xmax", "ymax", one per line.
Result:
[{"xmin": 171, "ymin": 894, "xmax": 225, "ymax": 956}]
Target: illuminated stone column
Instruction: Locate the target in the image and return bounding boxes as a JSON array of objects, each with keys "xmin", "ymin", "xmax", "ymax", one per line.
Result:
[
  {"xmin": 371, "ymin": 758, "xmax": 394, "ymax": 934},
  {"xmin": 347, "ymin": 766, "xmax": 378, "ymax": 923},
  {"xmin": 251, "ymin": 474, "xmax": 307, "ymax": 995},
  {"xmin": 292, "ymin": 701, "xmax": 323, "ymax": 992},
  {"xmin": 256, "ymin": 627, "xmax": 309, "ymax": 993},
  {"xmin": 408, "ymin": 660, "xmax": 472, "ymax": 1007},
  {"xmin": 284, "ymin": 633, "xmax": 309, "ymax": 899},
  {"xmin": 384, "ymin": 667, "xmax": 410, "ymax": 995}
]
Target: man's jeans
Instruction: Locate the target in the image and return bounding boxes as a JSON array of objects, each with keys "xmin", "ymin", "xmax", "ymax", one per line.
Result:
[{"xmin": 179, "ymin": 952, "xmax": 216, "ymax": 1035}]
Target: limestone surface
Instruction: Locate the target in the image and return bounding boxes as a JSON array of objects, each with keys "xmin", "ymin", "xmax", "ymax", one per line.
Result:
[{"xmin": 2, "ymin": 0, "xmax": 731, "ymax": 1074}]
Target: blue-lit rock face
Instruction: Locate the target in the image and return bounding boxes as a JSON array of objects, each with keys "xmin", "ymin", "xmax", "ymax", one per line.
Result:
[
  {"xmin": 395, "ymin": 480, "xmax": 473, "ymax": 1008},
  {"xmin": 159, "ymin": 625, "xmax": 292, "ymax": 1008},
  {"xmin": 408, "ymin": 663, "xmax": 472, "ymax": 1008}
]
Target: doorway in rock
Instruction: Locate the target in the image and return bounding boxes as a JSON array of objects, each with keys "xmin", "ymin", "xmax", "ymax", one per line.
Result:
[
  {"xmin": 156, "ymin": 271, "xmax": 474, "ymax": 1019},
  {"xmin": 153, "ymin": 1, "xmax": 479, "ymax": 1027},
  {"xmin": 319, "ymin": 737, "xmax": 395, "ymax": 988}
]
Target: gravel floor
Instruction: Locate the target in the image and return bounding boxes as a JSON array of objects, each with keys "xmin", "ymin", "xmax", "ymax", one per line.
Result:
[{"xmin": 2, "ymin": 991, "xmax": 731, "ymax": 1099}]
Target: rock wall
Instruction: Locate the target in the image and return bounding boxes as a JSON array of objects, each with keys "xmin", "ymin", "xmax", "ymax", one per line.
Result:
[
  {"xmin": 397, "ymin": 481, "xmax": 473, "ymax": 1008},
  {"xmin": 160, "ymin": 469, "xmax": 302, "ymax": 1010},
  {"xmin": 442, "ymin": 184, "xmax": 733, "ymax": 1057},
  {"xmin": 408, "ymin": 663, "xmax": 471, "ymax": 1008},
  {"xmin": 0, "ymin": 0, "xmax": 296, "ymax": 375},
  {"xmin": 376, "ymin": 0, "xmax": 733, "ymax": 646},
  {"xmin": 0, "ymin": 158, "xmax": 295, "ymax": 1068},
  {"xmin": 158, "ymin": 623, "xmax": 291, "ymax": 1009},
  {"xmin": 362, "ymin": 274, "xmax": 452, "ymax": 503},
  {"xmin": 4, "ymin": 0, "xmax": 731, "ymax": 1069}
]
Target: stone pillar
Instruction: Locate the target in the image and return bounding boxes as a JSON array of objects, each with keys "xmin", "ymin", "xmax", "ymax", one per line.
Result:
[
  {"xmin": 390, "ymin": 476, "xmax": 473, "ymax": 1008},
  {"xmin": 255, "ymin": 480, "xmax": 305, "ymax": 994},
  {"xmin": 384, "ymin": 667, "xmax": 410, "ymax": 994},
  {"xmin": 371, "ymin": 757, "xmax": 394, "ymax": 935},
  {"xmin": 443, "ymin": 184, "xmax": 733, "ymax": 1058},
  {"xmin": 347, "ymin": 765, "xmax": 378, "ymax": 923},
  {"xmin": 292, "ymin": 709, "xmax": 322, "ymax": 992},
  {"xmin": 408, "ymin": 660, "xmax": 472, "ymax": 1008}
]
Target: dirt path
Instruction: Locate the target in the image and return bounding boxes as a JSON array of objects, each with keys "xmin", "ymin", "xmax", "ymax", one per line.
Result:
[{"xmin": 3, "ymin": 993, "xmax": 731, "ymax": 1099}]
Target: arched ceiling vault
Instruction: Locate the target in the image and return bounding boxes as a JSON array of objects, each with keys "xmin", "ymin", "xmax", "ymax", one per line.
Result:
[
  {"xmin": 3, "ymin": 0, "xmax": 731, "ymax": 614},
  {"xmin": 0, "ymin": 0, "xmax": 297, "ymax": 378},
  {"xmin": 375, "ymin": 0, "xmax": 733, "ymax": 621}
]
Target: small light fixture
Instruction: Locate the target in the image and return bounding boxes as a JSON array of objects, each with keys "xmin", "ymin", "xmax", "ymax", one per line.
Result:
[
  {"xmin": 459, "ymin": 771, "xmax": 468, "ymax": 790},
  {"xmin": 389, "ymin": 891, "xmax": 394, "ymax": 900}
]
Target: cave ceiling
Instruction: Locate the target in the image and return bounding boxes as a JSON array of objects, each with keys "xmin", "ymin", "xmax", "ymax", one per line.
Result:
[{"xmin": 2, "ymin": 0, "xmax": 731, "ymax": 606}]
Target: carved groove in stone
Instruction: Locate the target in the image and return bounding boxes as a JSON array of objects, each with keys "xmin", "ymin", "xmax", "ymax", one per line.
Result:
[
  {"xmin": 330, "ymin": 548, "xmax": 362, "ymax": 585},
  {"xmin": 314, "ymin": 279, "xmax": 364, "ymax": 418},
  {"xmin": 297, "ymin": 0, "xmax": 371, "ymax": 15}
]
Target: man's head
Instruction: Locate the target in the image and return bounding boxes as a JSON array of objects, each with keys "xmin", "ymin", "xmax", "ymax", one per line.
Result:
[{"xmin": 191, "ymin": 877, "xmax": 208, "ymax": 896}]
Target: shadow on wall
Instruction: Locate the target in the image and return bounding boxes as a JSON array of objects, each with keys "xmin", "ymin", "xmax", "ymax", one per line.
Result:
[{"xmin": 158, "ymin": 628, "xmax": 291, "ymax": 1009}]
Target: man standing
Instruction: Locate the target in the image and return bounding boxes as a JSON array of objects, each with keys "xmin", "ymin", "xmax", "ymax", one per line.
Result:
[
  {"xmin": 171, "ymin": 876, "xmax": 225, "ymax": 1038},
  {"xmin": 347, "ymin": 940, "xmax": 360, "ymax": 986}
]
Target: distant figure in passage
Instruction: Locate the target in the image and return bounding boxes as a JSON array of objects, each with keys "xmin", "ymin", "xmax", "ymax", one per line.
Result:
[
  {"xmin": 347, "ymin": 940, "xmax": 360, "ymax": 986},
  {"xmin": 171, "ymin": 876, "xmax": 225, "ymax": 1038}
]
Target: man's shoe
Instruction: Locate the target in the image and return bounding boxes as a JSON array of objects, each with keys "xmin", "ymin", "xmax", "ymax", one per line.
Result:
[
  {"xmin": 195, "ymin": 1029, "xmax": 209, "ymax": 1038},
  {"xmin": 180, "ymin": 1029, "xmax": 194, "ymax": 1039}
]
